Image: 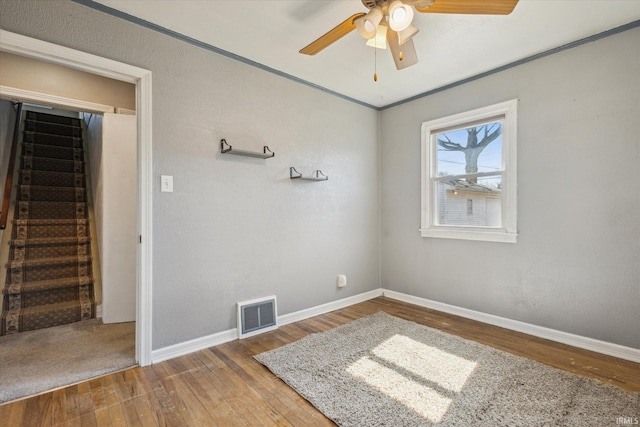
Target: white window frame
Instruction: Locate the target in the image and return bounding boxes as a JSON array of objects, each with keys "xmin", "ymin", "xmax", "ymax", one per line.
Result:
[{"xmin": 420, "ymin": 99, "xmax": 518, "ymax": 243}]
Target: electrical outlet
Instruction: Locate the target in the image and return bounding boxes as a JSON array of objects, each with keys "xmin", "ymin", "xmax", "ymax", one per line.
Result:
[
  {"xmin": 161, "ymin": 175, "xmax": 173, "ymax": 192},
  {"xmin": 337, "ymin": 275, "xmax": 347, "ymax": 288}
]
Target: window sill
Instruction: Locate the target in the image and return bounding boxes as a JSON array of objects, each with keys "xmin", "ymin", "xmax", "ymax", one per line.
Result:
[{"xmin": 420, "ymin": 227, "xmax": 517, "ymax": 243}]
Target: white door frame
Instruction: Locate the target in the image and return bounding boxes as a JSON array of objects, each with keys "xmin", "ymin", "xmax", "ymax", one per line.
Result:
[{"xmin": 0, "ymin": 30, "xmax": 153, "ymax": 366}]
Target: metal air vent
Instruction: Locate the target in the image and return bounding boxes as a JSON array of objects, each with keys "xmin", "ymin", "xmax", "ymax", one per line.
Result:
[{"xmin": 237, "ymin": 296, "xmax": 277, "ymax": 339}]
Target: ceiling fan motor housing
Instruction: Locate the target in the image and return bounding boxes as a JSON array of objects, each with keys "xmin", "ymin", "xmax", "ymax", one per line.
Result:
[
  {"xmin": 361, "ymin": 0, "xmax": 433, "ymax": 10},
  {"xmin": 361, "ymin": 0, "xmax": 379, "ymax": 9}
]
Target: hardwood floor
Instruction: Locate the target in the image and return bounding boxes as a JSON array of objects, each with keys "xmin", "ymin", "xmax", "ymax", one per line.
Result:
[{"xmin": 1, "ymin": 296, "xmax": 638, "ymax": 426}]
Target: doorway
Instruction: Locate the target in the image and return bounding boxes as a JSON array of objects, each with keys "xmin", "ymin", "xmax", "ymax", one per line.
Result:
[{"xmin": 0, "ymin": 30, "xmax": 153, "ymax": 366}]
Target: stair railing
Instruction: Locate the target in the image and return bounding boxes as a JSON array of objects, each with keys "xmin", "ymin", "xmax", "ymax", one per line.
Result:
[{"xmin": 0, "ymin": 102, "xmax": 23, "ymax": 230}]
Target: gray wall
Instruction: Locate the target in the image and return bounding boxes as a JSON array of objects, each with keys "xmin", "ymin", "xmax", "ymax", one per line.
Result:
[
  {"xmin": 0, "ymin": 0, "xmax": 380, "ymax": 349},
  {"xmin": 380, "ymin": 28, "xmax": 640, "ymax": 349},
  {"xmin": 2, "ymin": 1, "xmax": 637, "ymax": 352}
]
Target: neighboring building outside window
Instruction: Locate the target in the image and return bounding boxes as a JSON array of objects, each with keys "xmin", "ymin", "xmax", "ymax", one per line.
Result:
[{"xmin": 420, "ymin": 99, "xmax": 518, "ymax": 243}]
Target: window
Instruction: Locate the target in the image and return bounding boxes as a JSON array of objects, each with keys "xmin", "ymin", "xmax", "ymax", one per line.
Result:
[{"xmin": 421, "ymin": 99, "xmax": 517, "ymax": 242}]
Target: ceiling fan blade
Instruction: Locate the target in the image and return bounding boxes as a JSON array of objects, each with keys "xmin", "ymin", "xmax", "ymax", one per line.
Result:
[
  {"xmin": 415, "ymin": 0, "xmax": 519, "ymax": 15},
  {"xmin": 300, "ymin": 13, "xmax": 366, "ymax": 55}
]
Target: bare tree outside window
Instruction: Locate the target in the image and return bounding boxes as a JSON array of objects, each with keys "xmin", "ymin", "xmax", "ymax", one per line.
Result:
[{"xmin": 437, "ymin": 123, "xmax": 502, "ymax": 183}]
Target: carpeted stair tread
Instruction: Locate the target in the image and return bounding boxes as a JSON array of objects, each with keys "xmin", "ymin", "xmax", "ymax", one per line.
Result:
[
  {"xmin": 26, "ymin": 111, "xmax": 81, "ymax": 126},
  {"xmin": 24, "ymin": 131, "xmax": 83, "ymax": 149},
  {"xmin": 20, "ymin": 170, "xmax": 86, "ymax": 188},
  {"xmin": 9, "ymin": 236, "xmax": 91, "ymax": 261},
  {"xmin": 15, "ymin": 201, "xmax": 87, "ymax": 220},
  {"xmin": 10, "ymin": 236, "xmax": 91, "ymax": 246},
  {"xmin": 7, "ymin": 259, "xmax": 92, "ymax": 283},
  {"xmin": 11, "ymin": 220, "xmax": 89, "ymax": 240},
  {"xmin": 14, "ymin": 300, "xmax": 84, "ymax": 315},
  {"xmin": 13, "ymin": 218, "xmax": 90, "ymax": 226},
  {"xmin": 6, "ymin": 300, "xmax": 94, "ymax": 334},
  {"xmin": 18, "ymin": 185, "xmax": 86, "ymax": 202},
  {"xmin": 24, "ymin": 120, "xmax": 82, "ymax": 137},
  {"xmin": 2, "ymin": 276, "xmax": 94, "ymax": 295},
  {"xmin": 16, "ymin": 200, "xmax": 88, "ymax": 206},
  {"xmin": 7, "ymin": 257, "xmax": 93, "ymax": 284},
  {"xmin": 21, "ymin": 155, "xmax": 84, "ymax": 174},
  {"xmin": 22, "ymin": 142, "xmax": 83, "ymax": 161},
  {"xmin": 8, "ymin": 255, "xmax": 91, "ymax": 269}
]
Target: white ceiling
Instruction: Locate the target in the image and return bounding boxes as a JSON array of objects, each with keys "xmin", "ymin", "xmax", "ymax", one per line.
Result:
[{"xmin": 93, "ymin": 0, "xmax": 640, "ymax": 109}]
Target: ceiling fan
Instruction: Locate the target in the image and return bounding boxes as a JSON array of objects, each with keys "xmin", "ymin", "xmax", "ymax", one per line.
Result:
[{"xmin": 300, "ymin": 0, "xmax": 519, "ymax": 72}]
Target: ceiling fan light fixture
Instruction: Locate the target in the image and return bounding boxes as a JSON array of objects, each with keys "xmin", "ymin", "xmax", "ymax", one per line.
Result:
[
  {"xmin": 356, "ymin": 6, "xmax": 383, "ymax": 39},
  {"xmin": 397, "ymin": 24, "xmax": 419, "ymax": 45},
  {"xmin": 355, "ymin": 17, "xmax": 375, "ymax": 39},
  {"xmin": 365, "ymin": 23, "xmax": 388, "ymax": 49},
  {"xmin": 388, "ymin": 0, "xmax": 414, "ymax": 32}
]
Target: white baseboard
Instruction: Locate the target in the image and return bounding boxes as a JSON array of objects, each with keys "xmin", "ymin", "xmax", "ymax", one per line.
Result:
[
  {"xmin": 382, "ymin": 289, "xmax": 640, "ymax": 363},
  {"xmin": 151, "ymin": 288, "xmax": 383, "ymax": 364},
  {"xmin": 151, "ymin": 328, "xmax": 238, "ymax": 364},
  {"xmin": 278, "ymin": 289, "xmax": 383, "ymax": 326}
]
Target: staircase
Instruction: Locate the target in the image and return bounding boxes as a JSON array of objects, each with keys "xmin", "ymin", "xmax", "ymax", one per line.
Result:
[{"xmin": 1, "ymin": 111, "xmax": 96, "ymax": 335}]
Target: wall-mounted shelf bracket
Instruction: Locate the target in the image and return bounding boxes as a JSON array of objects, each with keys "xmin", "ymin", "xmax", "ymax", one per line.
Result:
[
  {"xmin": 220, "ymin": 139, "xmax": 274, "ymax": 159},
  {"xmin": 290, "ymin": 167, "xmax": 328, "ymax": 181}
]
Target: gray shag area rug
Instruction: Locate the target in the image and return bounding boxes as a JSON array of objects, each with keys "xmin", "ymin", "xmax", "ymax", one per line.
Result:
[
  {"xmin": 255, "ymin": 311, "xmax": 639, "ymax": 426},
  {"xmin": 0, "ymin": 319, "xmax": 135, "ymax": 403}
]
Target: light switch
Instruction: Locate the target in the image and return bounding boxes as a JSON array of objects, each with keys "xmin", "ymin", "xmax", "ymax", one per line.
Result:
[{"xmin": 161, "ymin": 175, "xmax": 173, "ymax": 192}]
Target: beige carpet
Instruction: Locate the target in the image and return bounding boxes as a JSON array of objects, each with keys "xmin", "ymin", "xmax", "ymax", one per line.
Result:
[
  {"xmin": 0, "ymin": 318, "xmax": 135, "ymax": 403},
  {"xmin": 255, "ymin": 311, "xmax": 639, "ymax": 426}
]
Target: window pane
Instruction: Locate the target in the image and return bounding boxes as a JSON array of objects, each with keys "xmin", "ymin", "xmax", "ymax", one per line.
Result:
[
  {"xmin": 422, "ymin": 99, "xmax": 517, "ymax": 241},
  {"xmin": 435, "ymin": 121, "xmax": 503, "ymax": 176},
  {"xmin": 435, "ymin": 175, "xmax": 502, "ymax": 227}
]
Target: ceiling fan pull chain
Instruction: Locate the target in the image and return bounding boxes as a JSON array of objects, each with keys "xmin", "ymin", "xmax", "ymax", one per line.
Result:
[{"xmin": 374, "ymin": 37, "xmax": 378, "ymax": 82}]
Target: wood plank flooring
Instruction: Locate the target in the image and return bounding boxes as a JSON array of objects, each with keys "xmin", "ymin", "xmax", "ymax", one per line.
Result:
[{"xmin": 1, "ymin": 296, "xmax": 638, "ymax": 426}]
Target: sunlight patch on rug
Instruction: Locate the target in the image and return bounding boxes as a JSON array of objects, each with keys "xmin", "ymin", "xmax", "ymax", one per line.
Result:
[
  {"xmin": 347, "ymin": 356, "xmax": 452, "ymax": 423},
  {"xmin": 371, "ymin": 334, "xmax": 477, "ymax": 393}
]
